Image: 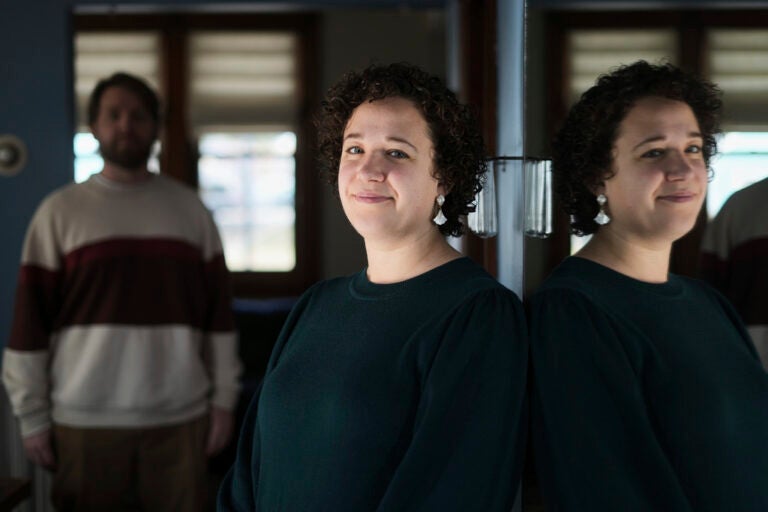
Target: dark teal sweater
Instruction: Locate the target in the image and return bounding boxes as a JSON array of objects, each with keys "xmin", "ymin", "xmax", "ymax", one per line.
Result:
[
  {"xmin": 218, "ymin": 257, "xmax": 528, "ymax": 511},
  {"xmin": 530, "ymin": 257, "xmax": 768, "ymax": 511}
]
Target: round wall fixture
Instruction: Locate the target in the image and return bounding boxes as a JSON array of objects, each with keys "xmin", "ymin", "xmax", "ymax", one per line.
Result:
[{"xmin": 0, "ymin": 134, "xmax": 29, "ymax": 177}]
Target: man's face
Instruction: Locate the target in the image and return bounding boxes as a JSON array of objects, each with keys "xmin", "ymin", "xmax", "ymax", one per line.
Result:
[{"xmin": 91, "ymin": 86, "xmax": 157, "ymax": 170}]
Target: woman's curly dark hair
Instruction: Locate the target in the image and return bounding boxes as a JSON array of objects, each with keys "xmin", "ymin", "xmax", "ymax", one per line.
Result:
[
  {"xmin": 316, "ymin": 62, "xmax": 487, "ymax": 237},
  {"xmin": 553, "ymin": 60, "xmax": 722, "ymax": 236}
]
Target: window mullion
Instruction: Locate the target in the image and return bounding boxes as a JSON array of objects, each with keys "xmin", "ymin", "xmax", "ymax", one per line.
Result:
[{"xmin": 160, "ymin": 17, "xmax": 193, "ymax": 185}]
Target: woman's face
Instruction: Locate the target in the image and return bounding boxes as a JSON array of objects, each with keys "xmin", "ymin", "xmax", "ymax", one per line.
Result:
[
  {"xmin": 338, "ymin": 96, "xmax": 444, "ymax": 246},
  {"xmin": 598, "ymin": 96, "xmax": 707, "ymax": 247}
]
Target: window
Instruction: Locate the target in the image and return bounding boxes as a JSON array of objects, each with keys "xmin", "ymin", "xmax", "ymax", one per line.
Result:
[
  {"xmin": 198, "ymin": 131, "xmax": 297, "ymax": 271},
  {"xmin": 708, "ymin": 28, "xmax": 768, "ymax": 130},
  {"xmin": 709, "ymin": 132, "xmax": 768, "ymax": 219},
  {"xmin": 567, "ymin": 29, "xmax": 677, "ymax": 105},
  {"xmin": 188, "ymin": 31, "xmax": 298, "ymax": 273},
  {"xmin": 706, "ymin": 28, "xmax": 768, "ymax": 219},
  {"xmin": 73, "ymin": 13, "xmax": 319, "ymax": 296}
]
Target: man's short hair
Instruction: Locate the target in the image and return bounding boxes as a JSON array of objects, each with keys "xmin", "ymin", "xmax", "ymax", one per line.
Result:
[{"xmin": 88, "ymin": 72, "xmax": 160, "ymax": 125}]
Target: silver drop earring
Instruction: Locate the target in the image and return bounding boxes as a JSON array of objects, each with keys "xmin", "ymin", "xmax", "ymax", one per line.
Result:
[
  {"xmin": 594, "ymin": 193, "xmax": 610, "ymax": 225},
  {"xmin": 433, "ymin": 194, "xmax": 447, "ymax": 226}
]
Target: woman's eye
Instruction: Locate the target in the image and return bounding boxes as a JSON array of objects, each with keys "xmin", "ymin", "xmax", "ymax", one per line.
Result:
[
  {"xmin": 387, "ymin": 149, "xmax": 408, "ymax": 159},
  {"xmin": 686, "ymin": 145, "xmax": 702, "ymax": 154},
  {"xmin": 346, "ymin": 146, "xmax": 363, "ymax": 155},
  {"xmin": 642, "ymin": 148, "xmax": 664, "ymax": 158}
]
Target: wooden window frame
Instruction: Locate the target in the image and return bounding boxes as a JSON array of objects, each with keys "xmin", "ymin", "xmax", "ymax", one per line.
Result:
[
  {"xmin": 458, "ymin": 0, "xmax": 498, "ymax": 276},
  {"xmin": 73, "ymin": 13, "xmax": 321, "ymax": 298}
]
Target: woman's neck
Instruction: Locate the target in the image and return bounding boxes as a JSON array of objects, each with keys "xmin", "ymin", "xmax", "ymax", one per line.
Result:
[
  {"xmin": 364, "ymin": 232, "xmax": 461, "ymax": 284},
  {"xmin": 577, "ymin": 229, "xmax": 672, "ymax": 283}
]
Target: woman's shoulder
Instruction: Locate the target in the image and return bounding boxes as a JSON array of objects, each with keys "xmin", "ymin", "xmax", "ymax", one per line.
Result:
[
  {"xmin": 675, "ymin": 274, "xmax": 740, "ymax": 313},
  {"xmin": 533, "ymin": 257, "xmax": 602, "ymax": 300},
  {"xmin": 530, "ymin": 258, "xmax": 647, "ymax": 326},
  {"xmin": 296, "ymin": 273, "xmax": 355, "ymax": 303},
  {"xmin": 438, "ymin": 257, "xmax": 523, "ymax": 308}
]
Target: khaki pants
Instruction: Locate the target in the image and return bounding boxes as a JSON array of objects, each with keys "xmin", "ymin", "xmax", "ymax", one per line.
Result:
[{"xmin": 51, "ymin": 416, "xmax": 209, "ymax": 512}]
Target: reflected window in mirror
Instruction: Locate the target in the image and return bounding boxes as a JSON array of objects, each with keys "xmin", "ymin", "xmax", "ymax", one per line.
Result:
[
  {"xmin": 567, "ymin": 29, "xmax": 677, "ymax": 105},
  {"xmin": 709, "ymin": 132, "xmax": 768, "ymax": 219},
  {"xmin": 706, "ymin": 29, "xmax": 768, "ymax": 219}
]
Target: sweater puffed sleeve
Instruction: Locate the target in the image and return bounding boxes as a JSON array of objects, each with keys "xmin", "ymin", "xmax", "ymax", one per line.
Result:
[
  {"xmin": 216, "ymin": 287, "xmax": 314, "ymax": 512},
  {"xmin": 530, "ymin": 288, "xmax": 692, "ymax": 511},
  {"xmin": 216, "ymin": 381, "xmax": 262, "ymax": 512},
  {"xmin": 375, "ymin": 287, "xmax": 528, "ymax": 512}
]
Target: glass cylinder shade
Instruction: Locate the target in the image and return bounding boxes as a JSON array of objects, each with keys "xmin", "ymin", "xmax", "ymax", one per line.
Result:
[
  {"xmin": 468, "ymin": 160, "xmax": 499, "ymax": 238},
  {"xmin": 524, "ymin": 158, "xmax": 553, "ymax": 238}
]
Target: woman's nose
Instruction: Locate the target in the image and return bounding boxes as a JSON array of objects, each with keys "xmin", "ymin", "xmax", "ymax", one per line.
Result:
[
  {"xmin": 665, "ymin": 151, "xmax": 697, "ymax": 180},
  {"xmin": 358, "ymin": 154, "xmax": 386, "ymax": 181}
]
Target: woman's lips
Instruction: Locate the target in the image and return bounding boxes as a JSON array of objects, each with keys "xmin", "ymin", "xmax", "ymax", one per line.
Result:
[
  {"xmin": 658, "ymin": 192, "xmax": 696, "ymax": 203},
  {"xmin": 353, "ymin": 192, "xmax": 391, "ymax": 204}
]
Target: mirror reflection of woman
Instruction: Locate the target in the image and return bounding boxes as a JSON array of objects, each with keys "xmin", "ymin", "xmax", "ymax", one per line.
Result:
[
  {"xmin": 218, "ymin": 63, "xmax": 528, "ymax": 511},
  {"xmin": 530, "ymin": 61, "xmax": 768, "ymax": 510}
]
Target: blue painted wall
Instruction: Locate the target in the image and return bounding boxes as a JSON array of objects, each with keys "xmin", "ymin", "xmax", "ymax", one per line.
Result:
[{"xmin": 1, "ymin": 2, "xmax": 74, "ymax": 350}]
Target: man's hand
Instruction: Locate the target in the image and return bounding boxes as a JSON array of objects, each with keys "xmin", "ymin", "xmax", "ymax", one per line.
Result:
[
  {"xmin": 23, "ymin": 429, "xmax": 56, "ymax": 470},
  {"xmin": 206, "ymin": 406, "xmax": 235, "ymax": 457}
]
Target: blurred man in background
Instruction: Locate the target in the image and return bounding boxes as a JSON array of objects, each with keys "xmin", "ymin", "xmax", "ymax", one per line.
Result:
[{"xmin": 2, "ymin": 72, "xmax": 241, "ymax": 511}]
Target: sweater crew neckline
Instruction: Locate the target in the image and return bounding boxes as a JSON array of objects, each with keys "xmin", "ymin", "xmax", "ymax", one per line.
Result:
[
  {"xmin": 349, "ymin": 257, "xmax": 473, "ymax": 300},
  {"xmin": 90, "ymin": 172, "xmax": 158, "ymax": 192},
  {"xmin": 567, "ymin": 256, "xmax": 684, "ymax": 298}
]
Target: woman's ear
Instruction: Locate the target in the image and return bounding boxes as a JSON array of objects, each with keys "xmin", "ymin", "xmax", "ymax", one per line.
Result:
[{"xmin": 590, "ymin": 174, "xmax": 608, "ymax": 197}]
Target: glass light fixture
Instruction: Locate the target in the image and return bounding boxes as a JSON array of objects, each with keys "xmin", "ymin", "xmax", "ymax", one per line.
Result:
[
  {"xmin": 524, "ymin": 158, "xmax": 553, "ymax": 238},
  {"xmin": 468, "ymin": 156, "xmax": 553, "ymax": 239},
  {"xmin": 468, "ymin": 159, "xmax": 499, "ymax": 238}
]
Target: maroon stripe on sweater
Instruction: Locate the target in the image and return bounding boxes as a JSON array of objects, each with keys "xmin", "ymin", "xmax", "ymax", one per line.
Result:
[
  {"xmin": 8, "ymin": 238, "xmax": 234, "ymax": 337},
  {"xmin": 702, "ymin": 238, "xmax": 768, "ymax": 325},
  {"xmin": 64, "ymin": 238, "xmax": 203, "ymax": 272},
  {"xmin": 59, "ymin": 237, "xmax": 233, "ymax": 329},
  {"xmin": 18, "ymin": 264, "xmax": 62, "ymax": 285},
  {"xmin": 9, "ymin": 265, "xmax": 63, "ymax": 351}
]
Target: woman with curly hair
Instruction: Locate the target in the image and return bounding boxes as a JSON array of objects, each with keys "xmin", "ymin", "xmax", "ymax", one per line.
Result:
[
  {"xmin": 218, "ymin": 62, "xmax": 528, "ymax": 511},
  {"xmin": 530, "ymin": 60, "xmax": 768, "ymax": 510}
]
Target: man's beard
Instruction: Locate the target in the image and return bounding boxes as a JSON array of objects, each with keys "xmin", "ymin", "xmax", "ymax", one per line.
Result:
[{"xmin": 100, "ymin": 137, "xmax": 154, "ymax": 170}]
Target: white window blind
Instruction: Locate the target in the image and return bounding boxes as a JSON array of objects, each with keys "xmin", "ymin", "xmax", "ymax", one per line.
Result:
[
  {"xmin": 567, "ymin": 29, "xmax": 677, "ymax": 105},
  {"xmin": 188, "ymin": 31, "xmax": 296, "ymax": 129},
  {"xmin": 74, "ymin": 32, "xmax": 161, "ymax": 129},
  {"xmin": 708, "ymin": 29, "xmax": 768, "ymax": 130}
]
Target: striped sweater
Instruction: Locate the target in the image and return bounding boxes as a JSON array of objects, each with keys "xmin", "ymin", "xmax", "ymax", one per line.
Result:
[
  {"xmin": 701, "ymin": 177, "xmax": 768, "ymax": 368},
  {"xmin": 2, "ymin": 173, "xmax": 241, "ymax": 437}
]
